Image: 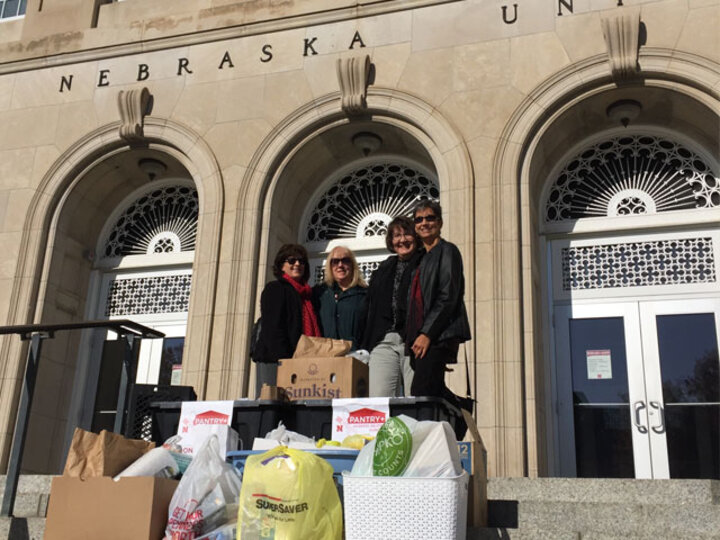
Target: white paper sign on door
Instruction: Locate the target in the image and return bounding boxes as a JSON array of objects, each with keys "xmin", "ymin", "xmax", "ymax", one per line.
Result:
[
  {"xmin": 331, "ymin": 397, "xmax": 390, "ymax": 442},
  {"xmin": 586, "ymin": 349, "xmax": 612, "ymax": 380}
]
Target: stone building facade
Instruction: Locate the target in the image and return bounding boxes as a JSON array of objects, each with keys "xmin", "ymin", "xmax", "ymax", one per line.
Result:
[{"xmin": 0, "ymin": 0, "xmax": 717, "ymax": 479}]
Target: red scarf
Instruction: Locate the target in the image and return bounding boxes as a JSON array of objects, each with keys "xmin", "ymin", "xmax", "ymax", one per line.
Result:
[
  {"xmin": 405, "ymin": 268, "xmax": 424, "ymax": 354},
  {"xmin": 282, "ymin": 274, "xmax": 321, "ymax": 337}
]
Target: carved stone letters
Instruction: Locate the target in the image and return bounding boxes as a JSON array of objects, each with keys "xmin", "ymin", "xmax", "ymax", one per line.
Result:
[
  {"xmin": 117, "ymin": 87, "xmax": 152, "ymax": 143},
  {"xmin": 336, "ymin": 55, "xmax": 371, "ymax": 116}
]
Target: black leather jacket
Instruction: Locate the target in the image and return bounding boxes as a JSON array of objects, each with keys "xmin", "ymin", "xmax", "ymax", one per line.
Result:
[{"xmin": 408, "ymin": 238, "xmax": 471, "ymax": 356}]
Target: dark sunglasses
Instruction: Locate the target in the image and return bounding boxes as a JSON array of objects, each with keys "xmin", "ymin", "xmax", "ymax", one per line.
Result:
[
  {"xmin": 285, "ymin": 257, "xmax": 307, "ymax": 266},
  {"xmin": 414, "ymin": 214, "xmax": 438, "ymax": 224},
  {"xmin": 330, "ymin": 257, "xmax": 352, "ymax": 267}
]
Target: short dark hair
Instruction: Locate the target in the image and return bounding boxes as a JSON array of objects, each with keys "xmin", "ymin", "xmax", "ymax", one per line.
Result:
[
  {"xmin": 272, "ymin": 243, "xmax": 310, "ymax": 282},
  {"xmin": 385, "ymin": 216, "xmax": 419, "ymax": 253},
  {"xmin": 413, "ymin": 199, "xmax": 442, "ymax": 221}
]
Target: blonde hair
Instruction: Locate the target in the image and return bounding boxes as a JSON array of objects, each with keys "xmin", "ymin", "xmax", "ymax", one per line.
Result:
[{"xmin": 323, "ymin": 246, "xmax": 368, "ymax": 288}]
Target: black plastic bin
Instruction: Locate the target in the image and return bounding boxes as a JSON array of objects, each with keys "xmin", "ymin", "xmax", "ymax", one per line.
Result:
[
  {"xmin": 149, "ymin": 399, "xmax": 286, "ymax": 449},
  {"xmin": 125, "ymin": 384, "xmax": 197, "ymax": 442},
  {"xmin": 288, "ymin": 397, "xmax": 464, "ymax": 441}
]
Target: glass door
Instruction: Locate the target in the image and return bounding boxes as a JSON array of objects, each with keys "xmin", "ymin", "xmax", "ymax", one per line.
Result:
[
  {"xmin": 556, "ymin": 299, "xmax": 720, "ymax": 479},
  {"xmin": 555, "ymin": 303, "xmax": 650, "ymax": 478},
  {"xmin": 639, "ymin": 299, "xmax": 720, "ymax": 479}
]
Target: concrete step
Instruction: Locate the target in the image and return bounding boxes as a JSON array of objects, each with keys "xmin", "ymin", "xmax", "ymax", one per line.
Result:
[
  {"xmin": 483, "ymin": 478, "xmax": 720, "ymax": 539},
  {"xmin": 0, "ymin": 517, "xmax": 46, "ymax": 540},
  {"xmin": 487, "ymin": 477, "xmax": 720, "ymax": 506}
]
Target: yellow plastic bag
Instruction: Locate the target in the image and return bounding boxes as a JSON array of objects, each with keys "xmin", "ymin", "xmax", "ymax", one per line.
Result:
[{"xmin": 237, "ymin": 446, "xmax": 342, "ymax": 540}]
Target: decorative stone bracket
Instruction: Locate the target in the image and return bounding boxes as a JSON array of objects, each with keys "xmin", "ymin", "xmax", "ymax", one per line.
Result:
[
  {"xmin": 117, "ymin": 87, "xmax": 153, "ymax": 143},
  {"xmin": 336, "ymin": 55, "xmax": 372, "ymax": 115},
  {"xmin": 600, "ymin": 10, "xmax": 642, "ymax": 82}
]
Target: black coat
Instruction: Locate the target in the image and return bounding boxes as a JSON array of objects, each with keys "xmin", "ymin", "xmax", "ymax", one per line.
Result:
[
  {"xmin": 408, "ymin": 238, "xmax": 471, "ymax": 358},
  {"xmin": 255, "ymin": 278, "xmax": 303, "ymax": 364},
  {"xmin": 357, "ymin": 252, "xmax": 421, "ymax": 351}
]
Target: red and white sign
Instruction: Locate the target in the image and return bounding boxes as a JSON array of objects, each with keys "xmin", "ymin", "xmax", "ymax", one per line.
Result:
[
  {"xmin": 177, "ymin": 400, "xmax": 237, "ymax": 458},
  {"xmin": 331, "ymin": 398, "xmax": 390, "ymax": 441},
  {"xmin": 586, "ymin": 349, "xmax": 613, "ymax": 380}
]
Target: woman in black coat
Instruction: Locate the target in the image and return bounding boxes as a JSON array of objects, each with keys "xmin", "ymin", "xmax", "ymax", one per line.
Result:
[
  {"xmin": 406, "ymin": 201, "xmax": 471, "ymax": 397},
  {"xmin": 254, "ymin": 244, "xmax": 321, "ymax": 396},
  {"xmin": 357, "ymin": 216, "xmax": 421, "ymax": 397}
]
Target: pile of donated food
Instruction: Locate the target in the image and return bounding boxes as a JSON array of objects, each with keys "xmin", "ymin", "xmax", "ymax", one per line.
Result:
[{"xmin": 43, "ymin": 412, "xmax": 472, "ymax": 540}]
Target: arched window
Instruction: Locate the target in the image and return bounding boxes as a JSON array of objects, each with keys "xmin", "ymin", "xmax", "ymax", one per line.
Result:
[
  {"xmin": 544, "ymin": 134, "xmax": 718, "ymax": 222},
  {"xmin": 303, "ymin": 159, "xmax": 439, "ymax": 283}
]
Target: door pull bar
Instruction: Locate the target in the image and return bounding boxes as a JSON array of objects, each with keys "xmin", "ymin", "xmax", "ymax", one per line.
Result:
[
  {"xmin": 649, "ymin": 401, "xmax": 666, "ymax": 434},
  {"xmin": 633, "ymin": 401, "xmax": 648, "ymax": 434}
]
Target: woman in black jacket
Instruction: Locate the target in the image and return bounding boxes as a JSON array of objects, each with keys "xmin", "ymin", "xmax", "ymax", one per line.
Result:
[
  {"xmin": 314, "ymin": 246, "xmax": 367, "ymax": 349},
  {"xmin": 406, "ymin": 201, "xmax": 471, "ymax": 397},
  {"xmin": 357, "ymin": 216, "xmax": 421, "ymax": 397},
  {"xmin": 254, "ymin": 244, "xmax": 321, "ymax": 396}
]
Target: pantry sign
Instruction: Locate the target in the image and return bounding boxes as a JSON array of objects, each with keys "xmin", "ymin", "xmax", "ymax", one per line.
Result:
[{"xmin": 331, "ymin": 398, "xmax": 390, "ymax": 441}]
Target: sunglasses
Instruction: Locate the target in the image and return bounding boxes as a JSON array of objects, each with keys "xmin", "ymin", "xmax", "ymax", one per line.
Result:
[
  {"xmin": 414, "ymin": 214, "xmax": 439, "ymax": 224},
  {"xmin": 285, "ymin": 257, "xmax": 307, "ymax": 266},
  {"xmin": 330, "ymin": 257, "xmax": 352, "ymax": 267}
]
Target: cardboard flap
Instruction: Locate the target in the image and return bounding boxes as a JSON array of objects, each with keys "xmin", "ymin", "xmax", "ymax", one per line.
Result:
[
  {"xmin": 462, "ymin": 409, "xmax": 486, "ymax": 452},
  {"xmin": 292, "ymin": 335, "xmax": 351, "ymax": 358}
]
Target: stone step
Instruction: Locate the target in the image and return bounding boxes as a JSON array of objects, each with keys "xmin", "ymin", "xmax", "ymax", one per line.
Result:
[
  {"xmin": 0, "ymin": 517, "xmax": 46, "ymax": 540},
  {"xmin": 497, "ymin": 501, "xmax": 720, "ymax": 537},
  {"xmin": 0, "ymin": 475, "xmax": 53, "ymax": 518},
  {"xmin": 469, "ymin": 528, "xmax": 720, "ymax": 540},
  {"xmin": 487, "ymin": 477, "xmax": 720, "ymax": 506}
]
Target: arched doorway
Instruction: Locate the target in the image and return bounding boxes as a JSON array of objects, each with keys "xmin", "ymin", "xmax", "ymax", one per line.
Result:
[
  {"xmin": 542, "ymin": 129, "xmax": 720, "ymax": 479},
  {"xmin": 82, "ymin": 177, "xmax": 198, "ymax": 432}
]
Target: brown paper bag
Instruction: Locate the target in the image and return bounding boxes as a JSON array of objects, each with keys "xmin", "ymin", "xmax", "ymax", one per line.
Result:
[
  {"xmin": 292, "ymin": 335, "xmax": 351, "ymax": 358},
  {"xmin": 63, "ymin": 428, "xmax": 155, "ymax": 479}
]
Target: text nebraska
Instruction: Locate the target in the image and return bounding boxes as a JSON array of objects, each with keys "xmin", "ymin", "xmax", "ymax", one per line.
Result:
[{"xmin": 58, "ymin": 32, "xmax": 367, "ymax": 93}]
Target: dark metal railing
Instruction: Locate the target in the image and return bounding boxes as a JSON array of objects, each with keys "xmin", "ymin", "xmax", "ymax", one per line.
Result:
[{"xmin": 0, "ymin": 320, "xmax": 164, "ymax": 517}]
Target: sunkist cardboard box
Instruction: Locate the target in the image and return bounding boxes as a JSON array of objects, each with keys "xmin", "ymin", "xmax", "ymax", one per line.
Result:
[
  {"xmin": 44, "ymin": 476, "xmax": 178, "ymax": 540},
  {"xmin": 276, "ymin": 335, "xmax": 369, "ymax": 400},
  {"xmin": 277, "ymin": 356, "xmax": 369, "ymax": 399}
]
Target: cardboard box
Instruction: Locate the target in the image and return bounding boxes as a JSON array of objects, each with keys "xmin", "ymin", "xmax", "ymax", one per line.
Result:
[
  {"xmin": 277, "ymin": 356, "xmax": 369, "ymax": 400},
  {"xmin": 460, "ymin": 410, "xmax": 488, "ymax": 527},
  {"xmin": 258, "ymin": 384, "xmax": 289, "ymax": 401},
  {"xmin": 44, "ymin": 476, "xmax": 178, "ymax": 540}
]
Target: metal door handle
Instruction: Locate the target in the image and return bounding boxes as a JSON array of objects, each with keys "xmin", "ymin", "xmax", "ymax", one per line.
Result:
[
  {"xmin": 633, "ymin": 401, "xmax": 648, "ymax": 434},
  {"xmin": 649, "ymin": 401, "xmax": 666, "ymax": 434}
]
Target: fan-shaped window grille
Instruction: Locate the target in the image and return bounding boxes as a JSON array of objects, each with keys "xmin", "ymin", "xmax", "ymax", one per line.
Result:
[
  {"xmin": 544, "ymin": 135, "xmax": 719, "ymax": 222},
  {"xmin": 304, "ymin": 162, "xmax": 439, "ymax": 242},
  {"xmin": 102, "ymin": 185, "xmax": 198, "ymax": 258}
]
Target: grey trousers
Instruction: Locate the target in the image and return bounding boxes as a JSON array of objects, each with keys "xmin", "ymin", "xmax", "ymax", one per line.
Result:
[
  {"xmin": 255, "ymin": 361, "xmax": 278, "ymax": 397},
  {"xmin": 368, "ymin": 332, "xmax": 414, "ymax": 397}
]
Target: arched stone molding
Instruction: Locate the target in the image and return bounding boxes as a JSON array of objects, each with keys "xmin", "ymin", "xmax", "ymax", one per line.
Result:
[
  {"xmin": 217, "ymin": 88, "xmax": 475, "ymax": 404},
  {"xmin": 492, "ymin": 49, "xmax": 719, "ymax": 477},
  {"xmin": 0, "ymin": 118, "xmax": 223, "ymax": 469}
]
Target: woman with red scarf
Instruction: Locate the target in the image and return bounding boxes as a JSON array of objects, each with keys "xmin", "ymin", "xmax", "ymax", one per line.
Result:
[{"xmin": 254, "ymin": 244, "xmax": 321, "ymax": 396}]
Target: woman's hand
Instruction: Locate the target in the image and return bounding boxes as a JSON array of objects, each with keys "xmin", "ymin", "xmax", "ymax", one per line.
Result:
[{"xmin": 411, "ymin": 334, "xmax": 431, "ymax": 359}]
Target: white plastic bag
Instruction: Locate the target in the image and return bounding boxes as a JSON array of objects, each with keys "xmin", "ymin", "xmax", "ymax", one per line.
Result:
[
  {"xmin": 264, "ymin": 421, "xmax": 316, "ymax": 445},
  {"xmin": 350, "ymin": 415, "xmax": 462, "ymax": 478},
  {"xmin": 165, "ymin": 435, "xmax": 242, "ymax": 540}
]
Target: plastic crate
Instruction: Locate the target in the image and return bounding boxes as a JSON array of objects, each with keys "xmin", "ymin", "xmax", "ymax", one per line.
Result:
[
  {"xmin": 227, "ymin": 448, "xmax": 359, "ymax": 486},
  {"xmin": 288, "ymin": 397, "xmax": 463, "ymax": 440},
  {"xmin": 124, "ymin": 384, "xmax": 196, "ymax": 442},
  {"xmin": 342, "ymin": 472, "xmax": 469, "ymax": 540},
  {"xmin": 150, "ymin": 400, "xmax": 286, "ymax": 449}
]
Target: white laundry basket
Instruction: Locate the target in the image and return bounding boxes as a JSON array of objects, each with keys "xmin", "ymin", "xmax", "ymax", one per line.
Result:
[{"xmin": 342, "ymin": 471, "xmax": 468, "ymax": 540}]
